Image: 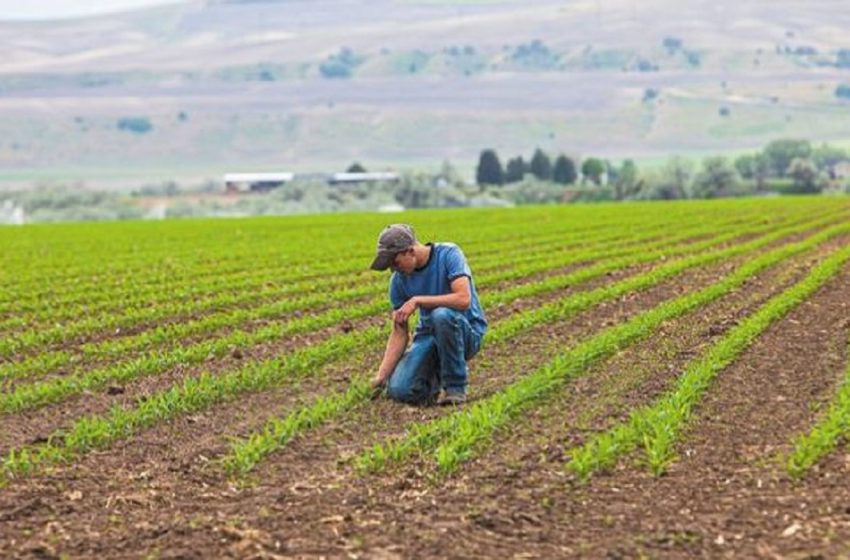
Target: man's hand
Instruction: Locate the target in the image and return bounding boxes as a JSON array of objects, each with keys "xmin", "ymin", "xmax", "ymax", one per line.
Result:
[
  {"xmin": 393, "ymin": 297, "xmax": 418, "ymax": 324},
  {"xmin": 370, "ymin": 373, "xmax": 388, "ymax": 399}
]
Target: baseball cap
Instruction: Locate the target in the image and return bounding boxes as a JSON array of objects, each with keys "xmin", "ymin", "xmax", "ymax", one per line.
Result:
[{"xmin": 370, "ymin": 224, "xmax": 416, "ymax": 270}]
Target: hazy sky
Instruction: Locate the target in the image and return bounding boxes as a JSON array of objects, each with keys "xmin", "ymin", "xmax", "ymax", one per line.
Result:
[{"xmin": 0, "ymin": 0, "xmax": 178, "ymax": 21}]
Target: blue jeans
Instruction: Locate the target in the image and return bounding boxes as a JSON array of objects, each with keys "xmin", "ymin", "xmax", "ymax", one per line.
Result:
[{"xmin": 387, "ymin": 307, "xmax": 482, "ymax": 405}]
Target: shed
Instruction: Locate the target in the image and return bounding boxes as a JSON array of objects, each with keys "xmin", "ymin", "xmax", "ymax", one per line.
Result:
[{"xmin": 224, "ymin": 172, "xmax": 295, "ymax": 193}]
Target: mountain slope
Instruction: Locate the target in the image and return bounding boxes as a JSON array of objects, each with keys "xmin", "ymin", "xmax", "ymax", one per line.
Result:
[{"xmin": 0, "ymin": 0, "xmax": 848, "ymax": 184}]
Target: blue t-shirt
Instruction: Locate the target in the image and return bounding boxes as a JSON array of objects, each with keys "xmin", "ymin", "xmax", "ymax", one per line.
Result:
[{"xmin": 389, "ymin": 242, "xmax": 487, "ymax": 337}]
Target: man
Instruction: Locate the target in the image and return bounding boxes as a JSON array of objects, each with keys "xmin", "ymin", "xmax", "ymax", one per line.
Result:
[{"xmin": 369, "ymin": 224, "xmax": 487, "ymax": 406}]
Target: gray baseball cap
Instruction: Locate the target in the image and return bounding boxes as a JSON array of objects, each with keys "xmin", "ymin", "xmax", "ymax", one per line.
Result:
[{"xmin": 370, "ymin": 224, "xmax": 416, "ymax": 270}]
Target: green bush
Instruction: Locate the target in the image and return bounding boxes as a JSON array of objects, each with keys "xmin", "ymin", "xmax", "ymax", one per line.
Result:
[
  {"xmin": 319, "ymin": 47, "xmax": 363, "ymax": 79},
  {"xmin": 116, "ymin": 117, "xmax": 152, "ymax": 134}
]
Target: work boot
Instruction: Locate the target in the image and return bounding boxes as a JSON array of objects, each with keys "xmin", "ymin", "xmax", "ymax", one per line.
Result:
[{"xmin": 436, "ymin": 390, "xmax": 467, "ymax": 406}]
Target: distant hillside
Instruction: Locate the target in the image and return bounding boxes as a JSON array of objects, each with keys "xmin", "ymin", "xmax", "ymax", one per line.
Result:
[{"xmin": 0, "ymin": 0, "xmax": 849, "ymax": 187}]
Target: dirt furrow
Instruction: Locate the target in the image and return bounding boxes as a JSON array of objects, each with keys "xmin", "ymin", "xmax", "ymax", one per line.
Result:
[
  {"xmin": 0, "ymin": 253, "xmax": 659, "ymax": 454},
  {"xmin": 188, "ymin": 235, "xmax": 848, "ymax": 560},
  {"xmin": 281, "ymin": 258, "xmax": 850, "ymax": 559},
  {"xmin": 0, "ymin": 234, "xmax": 821, "ymax": 558}
]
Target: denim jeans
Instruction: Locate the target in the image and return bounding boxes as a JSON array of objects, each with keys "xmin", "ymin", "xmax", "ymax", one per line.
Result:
[{"xmin": 387, "ymin": 307, "xmax": 482, "ymax": 405}]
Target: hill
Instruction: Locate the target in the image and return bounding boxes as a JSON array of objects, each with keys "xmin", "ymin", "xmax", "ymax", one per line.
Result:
[{"xmin": 0, "ymin": 0, "xmax": 849, "ymax": 186}]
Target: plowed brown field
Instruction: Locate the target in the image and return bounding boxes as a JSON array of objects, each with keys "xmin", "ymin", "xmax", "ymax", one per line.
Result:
[{"xmin": 2, "ymin": 200, "xmax": 850, "ymax": 558}]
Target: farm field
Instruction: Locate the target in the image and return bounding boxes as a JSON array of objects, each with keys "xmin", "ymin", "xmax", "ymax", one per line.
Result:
[{"xmin": 1, "ymin": 198, "xmax": 850, "ymax": 557}]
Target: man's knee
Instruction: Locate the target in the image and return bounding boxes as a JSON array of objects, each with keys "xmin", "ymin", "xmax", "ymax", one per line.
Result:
[
  {"xmin": 386, "ymin": 369, "xmax": 426, "ymax": 403},
  {"xmin": 430, "ymin": 307, "xmax": 459, "ymax": 330},
  {"xmin": 386, "ymin": 376, "xmax": 413, "ymax": 402},
  {"xmin": 386, "ymin": 377, "xmax": 427, "ymax": 404}
]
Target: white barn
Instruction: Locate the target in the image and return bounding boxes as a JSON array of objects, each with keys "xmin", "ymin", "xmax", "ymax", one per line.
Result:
[
  {"xmin": 328, "ymin": 172, "xmax": 400, "ymax": 185},
  {"xmin": 224, "ymin": 172, "xmax": 295, "ymax": 193}
]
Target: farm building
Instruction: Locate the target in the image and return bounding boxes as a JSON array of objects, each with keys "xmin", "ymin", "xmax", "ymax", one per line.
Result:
[
  {"xmin": 225, "ymin": 171, "xmax": 400, "ymax": 192},
  {"xmin": 328, "ymin": 171, "xmax": 400, "ymax": 185},
  {"xmin": 224, "ymin": 172, "xmax": 295, "ymax": 193}
]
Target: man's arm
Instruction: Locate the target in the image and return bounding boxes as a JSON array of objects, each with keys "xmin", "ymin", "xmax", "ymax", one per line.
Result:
[
  {"xmin": 393, "ymin": 276, "xmax": 471, "ymax": 324},
  {"xmin": 371, "ymin": 318, "xmax": 409, "ymax": 389}
]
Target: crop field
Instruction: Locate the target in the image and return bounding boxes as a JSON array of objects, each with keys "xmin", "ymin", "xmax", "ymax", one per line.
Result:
[{"xmin": 2, "ymin": 198, "xmax": 850, "ymax": 557}]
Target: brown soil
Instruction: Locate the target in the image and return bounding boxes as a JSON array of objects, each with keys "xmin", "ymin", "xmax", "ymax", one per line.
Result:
[
  {"xmin": 0, "ymin": 243, "xmax": 708, "ymax": 455},
  {"xmin": 0, "ymin": 233, "xmax": 845, "ymax": 559},
  {"xmin": 289, "ymin": 260, "xmax": 850, "ymax": 559}
]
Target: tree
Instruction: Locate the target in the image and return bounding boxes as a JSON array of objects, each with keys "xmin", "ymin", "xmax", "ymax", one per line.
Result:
[
  {"xmin": 552, "ymin": 154, "xmax": 577, "ymax": 185},
  {"xmin": 644, "ymin": 156, "xmax": 694, "ymax": 199},
  {"xmin": 604, "ymin": 160, "xmax": 619, "ymax": 184},
  {"xmin": 734, "ymin": 153, "xmax": 770, "ymax": 191},
  {"xmin": 394, "ymin": 175, "xmax": 434, "ymax": 208},
  {"xmin": 438, "ymin": 159, "xmax": 464, "ymax": 187},
  {"xmin": 734, "ymin": 154, "xmax": 756, "ymax": 179},
  {"xmin": 662, "ymin": 36, "xmax": 683, "ymax": 53},
  {"xmin": 347, "ymin": 162, "xmax": 367, "ymax": 173},
  {"xmin": 476, "ymin": 149, "xmax": 504, "ymax": 185},
  {"xmin": 684, "ymin": 50, "xmax": 702, "ymax": 67},
  {"xmin": 664, "ymin": 156, "xmax": 694, "ymax": 198},
  {"xmin": 319, "ymin": 47, "xmax": 361, "ymax": 79},
  {"xmin": 529, "ymin": 148, "xmax": 552, "ymax": 181},
  {"xmin": 835, "ymin": 84, "xmax": 850, "ymax": 99},
  {"xmin": 692, "ymin": 157, "xmax": 741, "ymax": 198},
  {"xmin": 612, "ymin": 160, "xmax": 639, "ymax": 200},
  {"xmin": 581, "ymin": 157, "xmax": 605, "ymax": 185},
  {"xmin": 763, "ymin": 139, "xmax": 812, "ymax": 178},
  {"xmin": 116, "ymin": 117, "xmax": 152, "ymax": 134},
  {"xmin": 504, "ymin": 156, "xmax": 526, "ymax": 183},
  {"xmin": 811, "ymin": 143, "xmax": 849, "ymax": 176},
  {"xmin": 786, "ymin": 158, "xmax": 822, "ymax": 193}
]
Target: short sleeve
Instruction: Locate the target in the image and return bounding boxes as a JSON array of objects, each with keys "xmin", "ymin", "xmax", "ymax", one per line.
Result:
[
  {"xmin": 445, "ymin": 245, "xmax": 472, "ymax": 282},
  {"xmin": 389, "ymin": 274, "xmax": 406, "ymax": 310}
]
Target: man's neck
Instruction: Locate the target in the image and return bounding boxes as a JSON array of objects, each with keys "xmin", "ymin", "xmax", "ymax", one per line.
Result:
[{"xmin": 413, "ymin": 243, "xmax": 431, "ymax": 269}]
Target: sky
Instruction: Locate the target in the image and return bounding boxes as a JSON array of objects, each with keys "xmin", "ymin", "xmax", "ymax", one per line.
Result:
[{"xmin": 0, "ymin": 0, "xmax": 177, "ymax": 21}]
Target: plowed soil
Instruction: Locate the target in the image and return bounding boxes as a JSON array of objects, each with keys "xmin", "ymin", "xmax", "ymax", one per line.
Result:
[{"xmin": 3, "ymin": 225, "xmax": 850, "ymax": 560}]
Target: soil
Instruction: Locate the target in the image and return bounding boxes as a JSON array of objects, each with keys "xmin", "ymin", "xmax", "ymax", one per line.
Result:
[
  {"xmin": 1, "ymin": 232, "xmax": 850, "ymax": 559},
  {"xmin": 0, "ymin": 235, "xmax": 729, "ymax": 455}
]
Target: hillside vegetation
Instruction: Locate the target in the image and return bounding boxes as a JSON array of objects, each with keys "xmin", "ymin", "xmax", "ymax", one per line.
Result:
[{"xmin": 0, "ymin": 0, "xmax": 849, "ymax": 183}]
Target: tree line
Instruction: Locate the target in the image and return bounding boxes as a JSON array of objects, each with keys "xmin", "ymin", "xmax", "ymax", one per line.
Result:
[
  {"xmin": 477, "ymin": 148, "xmax": 648, "ymax": 201},
  {"xmin": 475, "ymin": 139, "xmax": 850, "ymax": 200},
  {"xmin": 477, "ymin": 149, "xmax": 619, "ymax": 185}
]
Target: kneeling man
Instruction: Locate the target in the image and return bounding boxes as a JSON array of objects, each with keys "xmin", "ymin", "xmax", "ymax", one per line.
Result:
[{"xmin": 369, "ymin": 224, "xmax": 487, "ymax": 406}]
